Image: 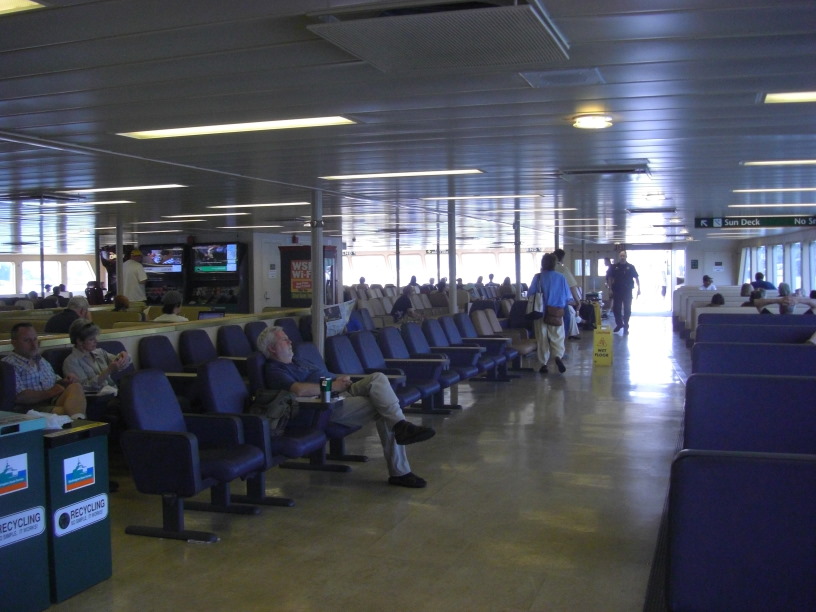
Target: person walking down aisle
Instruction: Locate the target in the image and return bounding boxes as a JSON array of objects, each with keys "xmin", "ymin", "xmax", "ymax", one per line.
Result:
[
  {"xmin": 606, "ymin": 250, "xmax": 640, "ymax": 334},
  {"xmin": 528, "ymin": 253, "xmax": 572, "ymax": 374}
]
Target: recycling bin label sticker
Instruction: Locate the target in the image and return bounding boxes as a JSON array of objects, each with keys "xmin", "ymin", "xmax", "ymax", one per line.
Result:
[{"xmin": 53, "ymin": 494, "xmax": 108, "ymax": 537}]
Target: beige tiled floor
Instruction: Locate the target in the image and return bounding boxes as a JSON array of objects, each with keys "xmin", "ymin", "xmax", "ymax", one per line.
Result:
[{"xmin": 51, "ymin": 315, "xmax": 686, "ymax": 612}]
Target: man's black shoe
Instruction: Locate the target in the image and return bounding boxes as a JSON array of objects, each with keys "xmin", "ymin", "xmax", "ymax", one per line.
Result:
[
  {"xmin": 539, "ymin": 365, "xmax": 548, "ymax": 374},
  {"xmin": 393, "ymin": 420, "xmax": 435, "ymax": 445},
  {"xmin": 388, "ymin": 472, "xmax": 427, "ymax": 488},
  {"xmin": 623, "ymin": 327, "xmax": 630, "ymax": 335},
  {"xmin": 555, "ymin": 357, "xmax": 567, "ymax": 373},
  {"xmin": 613, "ymin": 325, "xmax": 622, "ymax": 332},
  {"xmin": 568, "ymin": 335, "xmax": 581, "ymax": 340}
]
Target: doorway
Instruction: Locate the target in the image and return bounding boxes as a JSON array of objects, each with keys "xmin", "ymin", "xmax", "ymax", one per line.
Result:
[{"xmin": 630, "ymin": 249, "xmax": 672, "ymax": 314}]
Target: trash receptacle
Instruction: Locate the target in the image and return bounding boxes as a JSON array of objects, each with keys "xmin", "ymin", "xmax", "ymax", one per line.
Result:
[
  {"xmin": 44, "ymin": 421, "xmax": 112, "ymax": 603},
  {"xmin": 0, "ymin": 411, "xmax": 50, "ymax": 612}
]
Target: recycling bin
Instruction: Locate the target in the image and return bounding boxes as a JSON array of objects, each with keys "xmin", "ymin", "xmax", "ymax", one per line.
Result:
[
  {"xmin": 43, "ymin": 420, "xmax": 112, "ymax": 602},
  {"xmin": 0, "ymin": 411, "xmax": 50, "ymax": 612}
]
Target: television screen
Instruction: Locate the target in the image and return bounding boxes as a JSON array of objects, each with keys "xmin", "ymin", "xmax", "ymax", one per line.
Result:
[
  {"xmin": 197, "ymin": 311, "xmax": 226, "ymax": 320},
  {"xmin": 192, "ymin": 243, "xmax": 239, "ymax": 273},
  {"xmin": 142, "ymin": 245, "xmax": 185, "ymax": 274}
]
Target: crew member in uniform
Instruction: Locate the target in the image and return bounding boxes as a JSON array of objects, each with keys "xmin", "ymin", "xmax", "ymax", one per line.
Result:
[{"xmin": 606, "ymin": 250, "xmax": 640, "ymax": 334}]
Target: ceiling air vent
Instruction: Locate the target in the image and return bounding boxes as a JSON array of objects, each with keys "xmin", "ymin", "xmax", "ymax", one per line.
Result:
[{"xmin": 307, "ymin": 1, "xmax": 569, "ymax": 73}]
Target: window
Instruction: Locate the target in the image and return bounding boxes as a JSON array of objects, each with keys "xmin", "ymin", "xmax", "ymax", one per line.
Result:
[
  {"xmin": 0, "ymin": 262, "xmax": 14, "ymax": 295},
  {"xmin": 460, "ymin": 253, "xmax": 497, "ymax": 284},
  {"xmin": 739, "ymin": 248, "xmax": 752, "ymax": 284},
  {"xmin": 387, "ymin": 254, "xmax": 423, "ymax": 286},
  {"xmin": 21, "ymin": 260, "xmax": 60, "ymax": 294},
  {"xmin": 771, "ymin": 244, "xmax": 784, "ymax": 286},
  {"xmin": 66, "ymin": 260, "xmax": 95, "ymax": 294},
  {"xmin": 790, "ymin": 243, "xmax": 802, "ymax": 293},
  {"xmin": 810, "ymin": 241, "xmax": 816, "ymax": 293},
  {"xmin": 756, "ymin": 246, "xmax": 766, "ymax": 279},
  {"xmin": 574, "ymin": 259, "xmax": 590, "ymax": 278},
  {"xmin": 345, "ymin": 255, "xmax": 389, "ymax": 286}
]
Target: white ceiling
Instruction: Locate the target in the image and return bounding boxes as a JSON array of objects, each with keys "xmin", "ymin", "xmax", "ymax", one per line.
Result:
[{"xmin": 1, "ymin": 0, "xmax": 815, "ymax": 254}]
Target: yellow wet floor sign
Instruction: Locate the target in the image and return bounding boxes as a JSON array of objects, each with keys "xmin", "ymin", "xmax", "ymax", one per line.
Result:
[{"xmin": 593, "ymin": 325, "xmax": 613, "ymax": 365}]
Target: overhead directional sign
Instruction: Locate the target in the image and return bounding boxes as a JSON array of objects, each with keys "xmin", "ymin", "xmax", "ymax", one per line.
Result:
[{"xmin": 695, "ymin": 216, "xmax": 816, "ymax": 229}]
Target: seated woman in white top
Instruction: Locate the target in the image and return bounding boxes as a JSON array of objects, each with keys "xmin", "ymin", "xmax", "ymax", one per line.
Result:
[
  {"xmin": 63, "ymin": 320, "xmax": 131, "ymax": 395},
  {"xmin": 699, "ymin": 275, "xmax": 717, "ymax": 290},
  {"xmin": 153, "ymin": 290, "xmax": 189, "ymax": 322}
]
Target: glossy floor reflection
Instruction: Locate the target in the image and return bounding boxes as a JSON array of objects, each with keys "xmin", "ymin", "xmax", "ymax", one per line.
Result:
[{"xmin": 51, "ymin": 315, "xmax": 686, "ymax": 612}]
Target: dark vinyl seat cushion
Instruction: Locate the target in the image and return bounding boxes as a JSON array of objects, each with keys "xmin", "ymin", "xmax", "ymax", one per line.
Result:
[
  {"xmin": 274, "ymin": 318, "xmax": 303, "ymax": 344},
  {"xmin": 217, "ymin": 324, "xmax": 254, "ymax": 357},
  {"xmin": 377, "ymin": 326, "xmax": 461, "ymax": 387},
  {"xmin": 453, "ymin": 312, "xmax": 519, "ymax": 362},
  {"xmin": 401, "ymin": 322, "xmax": 480, "ymax": 380},
  {"xmin": 422, "ymin": 318, "xmax": 494, "ymax": 375},
  {"xmin": 118, "ymin": 368, "xmax": 266, "ymax": 542},
  {"xmin": 349, "ymin": 330, "xmax": 441, "ymax": 397},
  {"xmin": 324, "ymin": 334, "xmax": 422, "ymax": 407},
  {"xmin": 244, "ymin": 321, "xmax": 269, "ymax": 352},
  {"xmin": 178, "ymin": 328, "xmax": 219, "ymax": 369}
]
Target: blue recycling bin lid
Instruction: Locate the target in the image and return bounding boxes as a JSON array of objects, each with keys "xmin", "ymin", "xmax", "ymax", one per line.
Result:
[{"xmin": 0, "ymin": 411, "xmax": 46, "ymax": 435}]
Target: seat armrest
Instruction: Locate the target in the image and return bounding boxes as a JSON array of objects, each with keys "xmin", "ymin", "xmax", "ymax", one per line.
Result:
[
  {"xmin": 364, "ymin": 367, "xmax": 405, "ymax": 377},
  {"xmin": 429, "ymin": 346, "xmax": 480, "ymax": 367},
  {"xmin": 233, "ymin": 414, "xmax": 273, "ymax": 465},
  {"xmin": 383, "ymin": 358, "xmax": 443, "ymax": 379},
  {"xmin": 184, "ymin": 413, "xmax": 244, "ymax": 447}
]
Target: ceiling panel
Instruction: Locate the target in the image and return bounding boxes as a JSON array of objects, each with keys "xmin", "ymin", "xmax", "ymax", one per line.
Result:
[{"xmin": 0, "ymin": 0, "xmax": 814, "ymax": 253}]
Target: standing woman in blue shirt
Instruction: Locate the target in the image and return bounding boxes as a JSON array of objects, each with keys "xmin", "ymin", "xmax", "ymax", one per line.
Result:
[{"xmin": 528, "ymin": 253, "xmax": 572, "ymax": 374}]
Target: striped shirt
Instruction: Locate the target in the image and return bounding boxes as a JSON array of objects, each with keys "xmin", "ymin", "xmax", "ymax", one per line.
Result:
[{"xmin": 2, "ymin": 351, "xmax": 59, "ymax": 393}]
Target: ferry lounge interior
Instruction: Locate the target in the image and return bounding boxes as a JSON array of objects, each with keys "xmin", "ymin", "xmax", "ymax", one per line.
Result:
[{"xmin": 1, "ymin": 1, "xmax": 816, "ymax": 611}]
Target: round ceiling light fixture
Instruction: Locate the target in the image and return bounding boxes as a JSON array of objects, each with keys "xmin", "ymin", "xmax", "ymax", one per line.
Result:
[{"xmin": 572, "ymin": 114, "xmax": 613, "ymax": 129}]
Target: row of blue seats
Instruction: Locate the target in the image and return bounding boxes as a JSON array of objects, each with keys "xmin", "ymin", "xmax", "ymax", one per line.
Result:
[{"xmin": 668, "ymin": 327, "xmax": 816, "ymax": 610}]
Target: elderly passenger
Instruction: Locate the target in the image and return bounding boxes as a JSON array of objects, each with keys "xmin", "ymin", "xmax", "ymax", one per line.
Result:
[
  {"xmin": 62, "ymin": 320, "xmax": 131, "ymax": 395},
  {"xmin": 44, "ymin": 296, "xmax": 91, "ymax": 334}
]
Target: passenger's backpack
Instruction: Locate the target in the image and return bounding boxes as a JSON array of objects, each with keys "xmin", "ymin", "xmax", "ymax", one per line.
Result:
[{"xmin": 247, "ymin": 389, "xmax": 299, "ymax": 436}]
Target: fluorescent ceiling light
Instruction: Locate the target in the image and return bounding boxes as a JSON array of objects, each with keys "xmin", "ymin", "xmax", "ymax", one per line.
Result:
[
  {"xmin": 59, "ymin": 184, "xmax": 186, "ymax": 194},
  {"xmin": 26, "ymin": 200, "xmax": 134, "ymax": 207},
  {"xmin": 128, "ymin": 230, "xmax": 183, "ymax": 234},
  {"xmin": 0, "ymin": 1, "xmax": 44, "ymax": 16},
  {"xmin": 763, "ymin": 91, "xmax": 816, "ymax": 104},
  {"xmin": 280, "ymin": 230, "xmax": 312, "ymax": 234},
  {"xmin": 118, "ymin": 117, "xmax": 355, "ymax": 139},
  {"xmin": 207, "ymin": 202, "xmax": 310, "ymax": 209},
  {"xmin": 320, "ymin": 169, "xmax": 483, "ymax": 180},
  {"xmin": 132, "ymin": 220, "xmax": 205, "ymax": 225},
  {"xmin": 162, "ymin": 213, "xmax": 250, "ymax": 218},
  {"xmin": 93, "ymin": 227, "xmax": 117, "ymax": 231},
  {"xmin": 742, "ymin": 159, "xmax": 816, "ymax": 166},
  {"xmin": 626, "ymin": 207, "xmax": 677, "ymax": 214},
  {"xmin": 421, "ymin": 194, "xmax": 542, "ymax": 201},
  {"xmin": 509, "ymin": 208, "xmax": 578, "ymax": 213},
  {"xmin": 573, "ymin": 114, "xmax": 613, "ymax": 129},
  {"xmin": 216, "ymin": 225, "xmax": 283, "ymax": 229},
  {"xmin": 729, "ymin": 204, "xmax": 816, "ymax": 208},
  {"xmin": 733, "ymin": 187, "xmax": 816, "ymax": 193},
  {"xmin": 323, "ymin": 214, "xmax": 388, "ymax": 218}
]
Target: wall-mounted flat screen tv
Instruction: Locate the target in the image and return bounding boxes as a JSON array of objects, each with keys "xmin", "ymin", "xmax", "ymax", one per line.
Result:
[
  {"xmin": 141, "ymin": 245, "xmax": 185, "ymax": 274},
  {"xmin": 192, "ymin": 243, "xmax": 239, "ymax": 273}
]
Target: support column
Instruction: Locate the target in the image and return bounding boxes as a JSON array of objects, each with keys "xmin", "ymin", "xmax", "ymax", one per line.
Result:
[
  {"xmin": 310, "ymin": 190, "xmax": 325, "ymax": 355},
  {"xmin": 447, "ymin": 199, "xmax": 457, "ymax": 314},
  {"xmin": 514, "ymin": 213, "xmax": 522, "ymax": 298}
]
